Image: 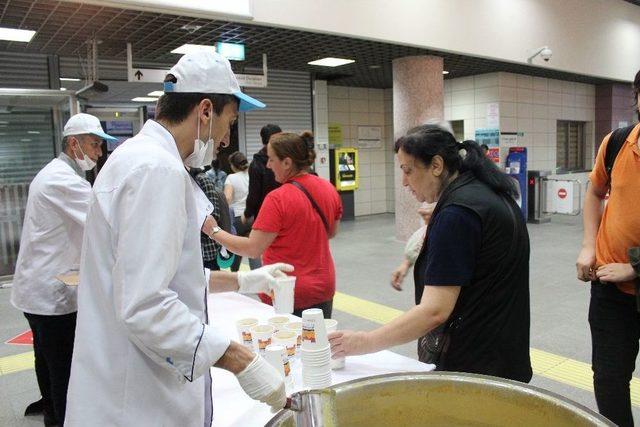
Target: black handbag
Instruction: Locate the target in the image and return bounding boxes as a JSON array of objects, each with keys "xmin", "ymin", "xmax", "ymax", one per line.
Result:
[{"xmin": 418, "ymin": 322, "xmax": 452, "ymax": 365}]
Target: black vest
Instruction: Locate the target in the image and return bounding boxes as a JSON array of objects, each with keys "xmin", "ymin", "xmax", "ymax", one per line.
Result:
[{"xmin": 414, "ymin": 172, "xmax": 532, "ymax": 382}]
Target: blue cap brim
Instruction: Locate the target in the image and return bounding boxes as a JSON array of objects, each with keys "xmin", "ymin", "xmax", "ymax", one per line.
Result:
[
  {"xmin": 234, "ymin": 91, "xmax": 266, "ymax": 112},
  {"xmin": 90, "ymin": 130, "xmax": 118, "ymax": 142}
]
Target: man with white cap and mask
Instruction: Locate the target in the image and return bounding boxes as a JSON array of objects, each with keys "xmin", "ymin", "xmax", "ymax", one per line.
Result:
[
  {"xmin": 11, "ymin": 113, "xmax": 116, "ymax": 426},
  {"xmin": 65, "ymin": 51, "xmax": 289, "ymax": 426}
]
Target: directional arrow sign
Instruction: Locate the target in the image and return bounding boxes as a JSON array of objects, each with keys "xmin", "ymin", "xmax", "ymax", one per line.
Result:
[{"xmin": 127, "ymin": 67, "xmax": 168, "ymax": 83}]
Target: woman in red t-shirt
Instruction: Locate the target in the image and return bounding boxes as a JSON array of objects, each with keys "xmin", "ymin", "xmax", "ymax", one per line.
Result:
[{"xmin": 207, "ymin": 131, "xmax": 342, "ymax": 317}]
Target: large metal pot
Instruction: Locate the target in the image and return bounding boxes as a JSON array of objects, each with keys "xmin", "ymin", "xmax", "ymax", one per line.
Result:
[{"xmin": 267, "ymin": 372, "xmax": 613, "ymax": 426}]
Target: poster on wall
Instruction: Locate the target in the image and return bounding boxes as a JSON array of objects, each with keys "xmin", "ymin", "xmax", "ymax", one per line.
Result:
[
  {"xmin": 475, "ymin": 128, "xmax": 500, "ymax": 164},
  {"xmin": 334, "ymin": 148, "xmax": 359, "ymax": 191},
  {"xmin": 328, "ymin": 124, "xmax": 343, "ymax": 148},
  {"xmin": 486, "ymin": 103, "xmax": 500, "ymax": 129},
  {"xmin": 357, "ymin": 126, "xmax": 382, "ymax": 149}
]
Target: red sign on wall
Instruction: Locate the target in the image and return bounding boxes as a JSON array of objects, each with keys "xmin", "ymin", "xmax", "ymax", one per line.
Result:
[
  {"xmin": 558, "ymin": 188, "xmax": 567, "ymax": 199},
  {"xmin": 5, "ymin": 330, "xmax": 33, "ymax": 346}
]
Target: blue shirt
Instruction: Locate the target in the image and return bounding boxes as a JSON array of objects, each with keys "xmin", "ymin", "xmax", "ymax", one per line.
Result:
[{"xmin": 415, "ymin": 205, "xmax": 482, "ymax": 303}]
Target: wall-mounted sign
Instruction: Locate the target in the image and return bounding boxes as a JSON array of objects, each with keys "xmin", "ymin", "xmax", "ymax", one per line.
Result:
[
  {"xmin": 500, "ymin": 132, "xmax": 519, "ymax": 146},
  {"xmin": 486, "ymin": 103, "xmax": 500, "ymax": 129},
  {"xmin": 235, "ymin": 74, "xmax": 267, "ymax": 88},
  {"xmin": 328, "ymin": 124, "xmax": 343, "ymax": 147},
  {"xmin": 334, "ymin": 148, "xmax": 359, "ymax": 191},
  {"xmin": 357, "ymin": 125, "xmax": 382, "ymax": 149},
  {"xmin": 475, "ymin": 128, "xmax": 500, "ymax": 164}
]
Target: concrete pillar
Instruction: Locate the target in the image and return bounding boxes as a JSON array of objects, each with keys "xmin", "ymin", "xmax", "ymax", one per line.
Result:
[{"xmin": 393, "ymin": 56, "xmax": 444, "ymax": 240}]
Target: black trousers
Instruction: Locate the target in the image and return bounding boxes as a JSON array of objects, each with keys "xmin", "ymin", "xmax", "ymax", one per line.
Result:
[
  {"xmin": 589, "ymin": 282, "xmax": 640, "ymax": 427},
  {"xmin": 24, "ymin": 311, "xmax": 77, "ymax": 426},
  {"xmin": 293, "ymin": 299, "xmax": 333, "ymax": 319}
]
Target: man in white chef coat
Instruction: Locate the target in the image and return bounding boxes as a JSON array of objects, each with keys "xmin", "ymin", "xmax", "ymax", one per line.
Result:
[
  {"xmin": 11, "ymin": 113, "xmax": 116, "ymax": 426},
  {"xmin": 65, "ymin": 51, "xmax": 288, "ymax": 427}
]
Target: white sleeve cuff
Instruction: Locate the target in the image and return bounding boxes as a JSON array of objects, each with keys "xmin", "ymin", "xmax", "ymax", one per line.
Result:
[{"xmin": 191, "ymin": 323, "xmax": 231, "ymax": 380}]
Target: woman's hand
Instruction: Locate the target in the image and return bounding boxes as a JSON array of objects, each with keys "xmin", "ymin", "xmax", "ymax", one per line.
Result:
[
  {"xmin": 596, "ymin": 263, "xmax": 636, "ymax": 283},
  {"xmin": 328, "ymin": 330, "xmax": 372, "ymax": 358},
  {"xmin": 390, "ymin": 260, "xmax": 410, "ymax": 291}
]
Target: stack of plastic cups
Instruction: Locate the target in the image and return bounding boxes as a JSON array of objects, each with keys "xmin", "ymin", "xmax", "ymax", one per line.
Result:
[
  {"xmin": 300, "ymin": 308, "xmax": 332, "ymax": 389},
  {"xmin": 264, "ymin": 344, "xmax": 294, "ymax": 390},
  {"xmin": 325, "ymin": 319, "xmax": 345, "ymax": 369}
]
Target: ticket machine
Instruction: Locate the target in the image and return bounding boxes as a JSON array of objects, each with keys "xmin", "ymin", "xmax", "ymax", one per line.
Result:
[{"xmin": 329, "ymin": 148, "xmax": 359, "ymax": 220}]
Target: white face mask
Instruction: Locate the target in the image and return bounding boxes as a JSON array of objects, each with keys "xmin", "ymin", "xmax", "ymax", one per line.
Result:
[
  {"xmin": 73, "ymin": 140, "xmax": 97, "ymax": 171},
  {"xmin": 184, "ymin": 115, "xmax": 214, "ymax": 169},
  {"xmin": 203, "ymin": 137, "xmax": 216, "ymax": 166}
]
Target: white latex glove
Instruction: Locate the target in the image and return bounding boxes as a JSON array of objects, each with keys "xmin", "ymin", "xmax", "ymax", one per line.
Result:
[
  {"xmin": 236, "ymin": 354, "xmax": 287, "ymax": 410},
  {"xmin": 237, "ymin": 263, "xmax": 294, "ymax": 294}
]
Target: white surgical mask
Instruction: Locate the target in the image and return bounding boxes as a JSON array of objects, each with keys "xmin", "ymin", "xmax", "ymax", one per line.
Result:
[
  {"xmin": 203, "ymin": 138, "xmax": 216, "ymax": 166},
  {"xmin": 73, "ymin": 141, "xmax": 97, "ymax": 171},
  {"xmin": 184, "ymin": 115, "xmax": 214, "ymax": 168}
]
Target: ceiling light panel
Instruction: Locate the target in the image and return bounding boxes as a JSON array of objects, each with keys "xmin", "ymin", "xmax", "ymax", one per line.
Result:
[
  {"xmin": 308, "ymin": 57, "xmax": 355, "ymax": 67},
  {"xmin": 171, "ymin": 44, "xmax": 216, "ymax": 55},
  {"xmin": 0, "ymin": 27, "xmax": 36, "ymax": 42}
]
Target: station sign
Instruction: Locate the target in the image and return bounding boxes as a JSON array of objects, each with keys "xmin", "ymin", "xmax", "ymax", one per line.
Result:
[{"xmin": 126, "ymin": 43, "xmax": 267, "ymax": 88}]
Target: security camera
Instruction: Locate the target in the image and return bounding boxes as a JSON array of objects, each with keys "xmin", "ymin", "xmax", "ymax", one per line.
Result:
[{"xmin": 527, "ymin": 46, "xmax": 552, "ymax": 64}]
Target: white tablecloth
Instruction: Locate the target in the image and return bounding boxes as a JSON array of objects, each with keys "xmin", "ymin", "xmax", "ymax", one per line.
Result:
[{"xmin": 208, "ymin": 292, "xmax": 434, "ymax": 427}]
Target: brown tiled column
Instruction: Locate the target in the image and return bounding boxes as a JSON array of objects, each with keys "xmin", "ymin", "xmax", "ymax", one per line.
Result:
[
  {"xmin": 393, "ymin": 56, "xmax": 444, "ymax": 240},
  {"xmin": 595, "ymin": 83, "xmax": 636, "ymax": 153}
]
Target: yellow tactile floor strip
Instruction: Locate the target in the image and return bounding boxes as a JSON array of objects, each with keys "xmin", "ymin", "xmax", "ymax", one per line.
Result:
[
  {"xmin": 333, "ymin": 291, "xmax": 640, "ymax": 407},
  {"xmin": 0, "ymin": 350, "xmax": 34, "ymax": 375},
  {"xmin": 333, "ymin": 291, "xmax": 404, "ymax": 324}
]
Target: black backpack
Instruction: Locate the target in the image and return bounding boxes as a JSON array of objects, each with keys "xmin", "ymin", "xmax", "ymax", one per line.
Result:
[{"xmin": 604, "ymin": 124, "xmax": 636, "ymax": 187}]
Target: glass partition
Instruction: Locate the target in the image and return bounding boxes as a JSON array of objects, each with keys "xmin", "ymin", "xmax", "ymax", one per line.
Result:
[{"xmin": 0, "ymin": 90, "xmax": 73, "ymax": 276}]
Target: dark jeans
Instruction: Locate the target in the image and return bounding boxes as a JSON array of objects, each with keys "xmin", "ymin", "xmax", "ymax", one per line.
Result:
[
  {"xmin": 589, "ymin": 282, "xmax": 640, "ymax": 427},
  {"xmin": 24, "ymin": 311, "xmax": 77, "ymax": 426},
  {"xmin": 293, "ymin": 299, "xmax": 333, "ymax": 319}
]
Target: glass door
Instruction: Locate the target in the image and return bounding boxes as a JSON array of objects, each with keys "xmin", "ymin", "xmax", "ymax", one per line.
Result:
[{"xmin": 0, "ymin": 89, "xmax": 75, "ymax": 276}]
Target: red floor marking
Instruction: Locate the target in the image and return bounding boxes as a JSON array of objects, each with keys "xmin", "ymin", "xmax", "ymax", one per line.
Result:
[{"xmin": 5, "ymin": 330, "xmax": 33, "ymax": 346}]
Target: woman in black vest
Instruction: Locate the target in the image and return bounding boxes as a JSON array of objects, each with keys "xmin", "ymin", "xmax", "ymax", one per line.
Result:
[{"xmin": 329, "ymin": 125, "xmax": 532, "ymax": 382}]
